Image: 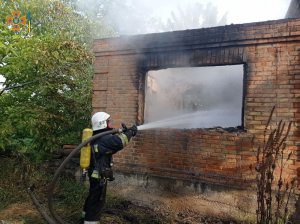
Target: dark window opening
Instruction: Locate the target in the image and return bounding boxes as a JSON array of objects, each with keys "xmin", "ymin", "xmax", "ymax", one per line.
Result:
[{"xmin": 144, "ymin": 65, "xmax": 244, "ymax": 129}]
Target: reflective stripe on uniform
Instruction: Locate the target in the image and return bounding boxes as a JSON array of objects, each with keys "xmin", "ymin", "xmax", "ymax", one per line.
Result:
[
  {"xmin": 91, "ymin": 170, "xmax": 99, "ymax": 179},
  {"xmin": 84, "ymin": 221, "xmax": 100, "ymax": 224},
  {"xmin": 91, "ymin": 173, "xmax": 111, "ymax": 180},
  {"xmin": 91, "ymin": 173, "xmax": 99, "ymax": 178},
  {"xmin": 118, "ymin": 134, "xmax": 128, "ymax": 147}
]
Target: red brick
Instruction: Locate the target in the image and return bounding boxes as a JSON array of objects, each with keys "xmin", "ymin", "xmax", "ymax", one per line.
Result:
[
  {"xmin": 225, "ymin": 146, "xmax": 240, "ymax": 150},
  {"xmin": 208, "ymin": 165, "xmax": 222, "ymax": 170},
  {"xmin": 241, "ymin": 156, "xmax": 257, "ymax": 161},
  {"xmin": 223, "ymin": 167, "xmax": 237, "ymax": 172},
  {"xmin": 237, "ymin": 142, "xmax": 253, "ymax": 147}
]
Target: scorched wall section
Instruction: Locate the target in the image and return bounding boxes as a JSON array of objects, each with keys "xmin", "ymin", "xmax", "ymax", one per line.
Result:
[{"xmin": 93, "ymin": 18, "xmax": 300, "ymax": 191}]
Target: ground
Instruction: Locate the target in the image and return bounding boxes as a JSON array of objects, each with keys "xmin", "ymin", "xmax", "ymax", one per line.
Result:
[
  {"xmin": 0, "ymin": 155, "xmax": 243, "ymax": 224},
  {"xmin": 0, "ymin": 200, "xmax": 238, "ymax": 224}
]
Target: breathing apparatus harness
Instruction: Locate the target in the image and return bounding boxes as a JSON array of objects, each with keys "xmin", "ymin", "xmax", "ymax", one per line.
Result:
[{"xmin": 90, "ymin": 144, "xmax": 115, "ymax": 184}]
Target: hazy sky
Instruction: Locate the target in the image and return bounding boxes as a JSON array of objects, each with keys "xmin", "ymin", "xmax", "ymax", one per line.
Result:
[{"xmin": 148, "ymin": 0, "xmax": 291, "ymax": 25}]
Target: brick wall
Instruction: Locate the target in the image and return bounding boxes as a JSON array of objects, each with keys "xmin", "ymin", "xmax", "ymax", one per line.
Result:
[{"xmin": 93, "ymin": 18, "xmax": 300, "ymax": 191}]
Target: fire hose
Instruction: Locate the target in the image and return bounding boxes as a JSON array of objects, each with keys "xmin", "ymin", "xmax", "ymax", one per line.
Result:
[{"xmin": 26, "ymin": 128, "xmax": 123, "ymax": 224}]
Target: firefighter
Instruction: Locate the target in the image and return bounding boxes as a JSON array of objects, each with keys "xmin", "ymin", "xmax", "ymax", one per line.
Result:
[{"xmin": 81, "ymin": 112, "xmax": 138, "ymax": 224}]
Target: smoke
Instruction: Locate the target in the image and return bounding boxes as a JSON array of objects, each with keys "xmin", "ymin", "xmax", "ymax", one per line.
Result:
[
  {"xmin": 72, "ymin": 0, "xmax": 290, "ymax": 36},
  {"xmin": 72, "ymin": 0, "xmax": 229, "ymax": 36},
  {"xmin": 145, "ymin": 65, "xmax": 244, "ymax": 129},
  {"xmin": 70, "ymin": 0, "xmax": 289, "ymax": 130}
]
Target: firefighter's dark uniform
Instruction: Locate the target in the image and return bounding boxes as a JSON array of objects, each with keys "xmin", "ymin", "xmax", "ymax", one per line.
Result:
[{"xmin": 81, "ymin": 130, "xmax": 133, "ymax": 224}]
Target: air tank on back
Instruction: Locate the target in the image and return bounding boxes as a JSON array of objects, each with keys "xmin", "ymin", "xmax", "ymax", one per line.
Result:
[{"xmin": 80, "ymin": 128, "xmax": 93, "ymax": 177}]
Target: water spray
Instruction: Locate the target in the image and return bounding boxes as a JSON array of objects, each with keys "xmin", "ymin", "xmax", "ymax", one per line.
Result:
[{"xmin": 137, "ymin": 109, "xmax": 240, "ymax": 130}]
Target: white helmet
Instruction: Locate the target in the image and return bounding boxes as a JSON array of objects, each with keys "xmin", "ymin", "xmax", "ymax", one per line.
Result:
[{"xmin": 91, "ymin": 112, "xmax": 113, "ymax": 131}]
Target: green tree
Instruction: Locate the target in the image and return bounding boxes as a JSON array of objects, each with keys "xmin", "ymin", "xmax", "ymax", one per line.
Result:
[{"xmin": 0, "ymin": 0, "xmax": 113, "ymax": 153}]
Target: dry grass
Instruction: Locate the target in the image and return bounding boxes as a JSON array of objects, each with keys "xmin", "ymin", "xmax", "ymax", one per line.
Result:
[
  {"xmin": 0, "ymin": 202, "xmax": 45, "ymax": 224},
  {"xmin": 0, "ymin": 156, "xmax": 175, "ymax": 224},
  {"xmin": 250, "ymin": 106, "xmax": 297, "ymax": 224}
]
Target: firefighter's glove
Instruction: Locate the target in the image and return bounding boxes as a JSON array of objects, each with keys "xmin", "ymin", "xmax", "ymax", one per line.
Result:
[
  {"xmin": 129, "ymin": 125, "xmax": 138, "ymax": 137},
  {"xmin": 121, "ymin": 123, "xmax": 128, "ymax": 132}
]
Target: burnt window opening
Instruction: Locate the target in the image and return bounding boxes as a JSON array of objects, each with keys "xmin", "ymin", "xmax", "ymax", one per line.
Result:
[{"xmin": 144, "ymin": 65, "xmax": 245, "ymax": 129}]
